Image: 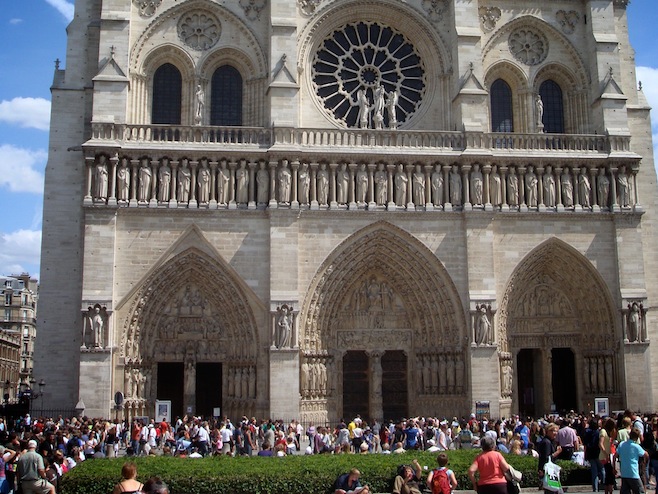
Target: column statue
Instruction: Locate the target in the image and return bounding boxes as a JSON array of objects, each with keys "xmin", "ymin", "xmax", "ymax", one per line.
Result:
[
  {"xmin": 336, "ymin": 164, "xmax": 349, "ymax": 204},
  {"xmin": 543, "ymin": 165, "xmax": 556, "ymax": 207},
  {"xmin": 579, "ymin": 169, "xmax": 591, "ymax": 207},
  {"xmin": 138, "ymin": 159, "xmax": 152, "ymax": 202},
  {"xmin": 356, "ymin": 164, "xmax": 368, "ymax": 204},
  {"xmin": 177, "ymin": 162, "xmax": 191, "ymax": 203},
  {"xmin": 278, "ymin": 162, "xmax": 292, "ymax": 204},
  {"xmin": 449, "ymin": 165, "xmax": 462, "ymax": 205},
  {"xmin": 197, "ymin": 161, "xmax": 211, "ymax": 204},
  {"xmin": 412, "ymin": 165, "xmax": 425, "ymax": 205},
  {"xmin": 117, "ymin": 158, "xmax": 130, "ymax": 202},
  {"xmin": 158, "ymin": 159, "xmax": 171, "ymax": 202},
  {"xmin": 432, "ymin": 166, "xmax": 444, "ymax": 206},
  {"xmin": 217, "ymin": 162, "xmax": 230, "ymax": 204},
  {"xmin": 394, "ymin": 164, "xmax": 408, "ymax": 206},
  {"xmin": 471, "ymin": 164, "xmax": 483, "ymax": 205},
  {"xmin": 298, "ymin": 163, "xmax": 310, "ymax": 204},
  {"xmin": 236, "ymin": 161, "xmax": 249, "ymax": 203},
  {"xmin": 375, "ymin": 164, "xmax": 387, "ymax": 205},
  {"xmin": 317, "ymin": 164, "xmax": 329, "ymax": 205},
  {"xmin": 94, "ymin": 155, "xmax": 109, "ymax": 201}
]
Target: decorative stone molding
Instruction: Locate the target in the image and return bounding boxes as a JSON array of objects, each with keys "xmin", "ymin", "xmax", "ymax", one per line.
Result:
[
  {"xmin": 556, "ymin": 10, "xmax": 580, "ymax": 35},
  {"xmin": 239, "ymin": 0, "xmax": 266, "ymax": 20},
  {"xmin": 621, "ymin": 300, "xmax": 649, "ymax": 343},
  {"xmin": 298, "ymin": 0, "xmax": 322, "ymax": 16},
  {"xmin": 177, "ymin": 11, "xmax": 221, "ymax": 51},
  {"xmin": 133, "ymin": 0, "xmax": 162, "ymax": 17},
  {"xmin": 508, "ymin": 27, "xmax": 548, "ymax": 66},
  {"xmin": 421, "ymin": 0, "xmax": 448, "ymax": 24},
  {"xmin": 479, "ymin": 6, "xmax": 501, "ymax": 33}
]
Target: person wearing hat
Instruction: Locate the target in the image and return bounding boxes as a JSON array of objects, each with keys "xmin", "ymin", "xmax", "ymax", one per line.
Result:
[{"xmin": 17, "ymin": 440, "xmax": 55, "ymax": 494}]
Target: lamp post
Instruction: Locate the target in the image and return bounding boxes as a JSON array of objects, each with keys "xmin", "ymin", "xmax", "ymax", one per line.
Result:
[
  {"xmin": 3, "ymin": 380, "xmax": 9, "ymax": 406},
  {"xmin": 38, "ymin": 379, "xmax": 45, "ymax": 412}
]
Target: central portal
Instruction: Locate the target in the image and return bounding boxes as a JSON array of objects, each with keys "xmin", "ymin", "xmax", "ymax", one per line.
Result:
[{"xmin": 158, "ymin": 362, "xmax": 222, "ymax": 418}]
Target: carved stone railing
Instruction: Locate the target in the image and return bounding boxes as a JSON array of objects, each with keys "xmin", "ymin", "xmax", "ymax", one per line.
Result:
[{"xmin": 88, "ymin": 123, "xmax": 633, "ymax": 155}]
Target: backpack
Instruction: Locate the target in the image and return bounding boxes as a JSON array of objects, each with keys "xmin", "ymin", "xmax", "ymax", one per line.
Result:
[{"xmin": 431, "ymin": 468, "xmax": 451, "ymax": 494}]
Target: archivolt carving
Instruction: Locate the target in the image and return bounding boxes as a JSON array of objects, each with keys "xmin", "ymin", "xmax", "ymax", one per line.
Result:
[
  {"xmin": 119, "ymin": 248, "xmax": 259, "ymax": 367},
  {"xmin": 499, "ymin": 238, "xmax": 617, "ymax": 354},
  {"xmin": 133, "ymin": 0, "xmax": 162, "ymax": 17}
]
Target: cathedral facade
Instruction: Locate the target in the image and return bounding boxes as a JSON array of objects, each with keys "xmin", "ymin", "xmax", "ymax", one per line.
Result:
[{"xmin": 35, "ymin": 0, "xmax": 657, "ymax": 422}]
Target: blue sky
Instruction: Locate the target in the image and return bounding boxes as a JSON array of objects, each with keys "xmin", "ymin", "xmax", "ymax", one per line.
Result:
[{"xmin": 0, "ymin": 1, "xmax": 656, "ymax": 279}]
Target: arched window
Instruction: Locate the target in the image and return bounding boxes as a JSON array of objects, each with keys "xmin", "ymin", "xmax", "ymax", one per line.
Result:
[
  {"xmin": 539, "ymin": 79, "xmax": 564, "ymax": 133},
  {"xmin": 152, "ymin": 63, "xmax": 182, "ymax": 125},
  {"xmin": 211, "ymin": 65, "xmax": 243, "ymax": 126},
  {"xmin": 491, "ymin": 79, "xmax": 513, "ymax": 132}
]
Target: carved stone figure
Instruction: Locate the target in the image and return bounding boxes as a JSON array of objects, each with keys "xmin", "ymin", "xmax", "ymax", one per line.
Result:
[
  {"xmin": 94, "ymin": 155, "xmax": 109, "ymax": 200},
  {"xmin": 432, "ymin": 167, "xmax": 444, "ymax": 206},
  {"xmin": 598, "ymin": 168, "xmax": 610, "ymax": 207},
  {"xmin": 386, "ymin": 90, "xmax": 399, "ymax": 129},
  {"xmin": 278, "ymin": 162, "xmax": 292, "ymax": 203},
  {"xmin": 217, "ymin": 162, "xmax": 230, "ymax": 204},
  {"xmin": 356, "ymin": 89, "xmax": 370, "ymax": 129},
  {"xmin": 158, "ymin": 159, "xmax": 171, "ymax": 202},
  {"xmin": 375, "ymin": 164, "xmax": 387, "ymax": 205},
  {"xmin": 502, "ymin": 364, "xmax": 513, "ymax": 395},
  {"xmin": 474, "ymin": 305, "xmax": 492, "ymax": 345},
  {"xmin": 617, "ymin": 165, "xmax": 630, "ymax": 207},
  {"xmin": 412, "ymin": 165, "xmax": 425, "ymax": 205},
  {"xmin": 195, "ymin": 84, "xmax": 204, "ymax": 125},
  {"xmin": 627, "ymin": 302, "xmax": 641, "ymax": 342},
  {"xmin": 177, "ymin": 162, "xmax": 191, "ymax": 203},
  {"xmin": 256, "ymin": 162, "xmax": 269, "ymax": 204},
  {"xmin": 543, "ymin": 165, "xmax": 555, "ymax": 207},
  {"xmin": 471, "ymin": 164, "xmax": 483, "ymax": 205},
  {"xmin": 317, "ymin": 164, "xmax": 329, "ymax": 205},
  {"xmin": 394, "ymin": 164, "xmax": 408, "ymax": 206},
  {"xmin": 526, "ymin": 165, "xmax": 538, "ymax": 207},
  {"xmin": 298, "ymin": 163, "xmax": 310, "ymax": 204},
  {"xmin": 561, "ymin": 168, "xmax": 573, "ymax": 207},
  {"xmin": 490, "ymin": 165, "xmax": 501, "ymax": 206},
  {"xmin": 579, "ymin": 169, "xmax": 591, "ymax": 207},
  {"xmin": 337, "ymin": 163, "xmax": 349, "ymax": 204},
  {"xmin": 236, "ymin": 161, "xmax": 249, "ymax": 203},
  {"xmin": 507, "ymin": 167, "xmax": 518, "ymax": 206},
  {"xmin": 138, "ymin": 159, "xmax": 152, "ymax": 202},
  {"xmin": 197, "ymin": 161, "xmax": 211, "ymax": 204},
  {"xmin": 356, "ymin": 164, "xmax": 368, "ymax": 204},
  {"xmin": 92, "ymin": 306, "xmax": 104, "ymax": 348},
  {"xmin": 275, "ymin": 305, "xmax": 293, "ymax": 348},
  {"xmin": 373, "ymin": 85, "xmax": 385, "ymax": 130},
  {"xmin": 449, "ymin": 165, "xmax": 461, "ymax": 205},
  {"xmin": 117, "ymin": 158, "xmax": 130, "ymax": 202},
  {"xmin": 535, "ymin": 94, "xmax": 544, "ymax": 128}
]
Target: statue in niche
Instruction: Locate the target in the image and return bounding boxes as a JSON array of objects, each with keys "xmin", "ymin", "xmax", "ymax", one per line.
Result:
[
  {"xmin": 317, "ymin": 164, "xmax": 329, "ymax": 205},
  {"xmin": 356, "ymin": 89, "xmax": 371, "ymax": 129},
  {"xmin": 474, "ymin": 305, "xmax": 492, "ymax": 345},
  {"xmin": 507, "ymin": 167, "xmax": 518, "ymax": 206},
  {"xmin": 336, "ymin": 164, "xmax": 349, "ymax": 204},
  {"xmin": 412, "ymin": 165, "xmax": 425, "ymax": 205},
  {"xmin": 92, "ymin": 307, "xmax": 104, "ymax": 348},
  {"xmin": 375, "ymin": 164, "xmax": 387, "ymax": 205},
  {"xmin": 177, "ymin": 161, "xmax": 191, "ymax": 203},
  {"xmin": 525, "ymin": 165, "xmax": 538, "ymax": 207},
  {"xmin": 490, "ymin": 165, "xmax": 501, "ymax": 206},
  {"xmin": 197, "ymin": 160, "xmax": 211, "ymax": 204},
  {"xmin": 298, "ymin": 163, "xmax": 310, "ymax": 204},
  {"xmin": 579, "ymin": 169, "xmax": 591, "ymax": 207},
  {"xmin": 236, "ymin": 161, "xmax": 249, "ymax": 203},
  {"xmin": 535, "ymin": 94, "xmax": 544, "ymax": 129},
  {"xmin": 432, "ymin": 166, "xmax": 444, "ymax": 206},
  {"xmin": 356, "ymin": 164, "xmax": 368, "ymax": 204},
  {"xmin": 471, "ymin": 164, "xmax": 483, "ymax": 205},
  {"xmin": 598, "ymin": 168, "xmax": 610, "ymax": 207},
  {"xmin": 543, "ymin": 165, "xmax": 556, "ymax": 207},
  {"xmin": 217, "ymin": 162, "xmax": 230, "ymax": 204},
  {"xmin": 275, "ymin": 305, "xmax": 293, "ymax": 349},
  {"xmin": 373, "ymin": 85, "xmax": 385, "ymax": 130},
  {"xmin": 256, "ymin": 162, "xmax": 269, "ymax": 204},
  {"xmin": 449, "ymin": 165, "xmax": 461, "ymax": 205},
  {"xmin": 627, "ymin": 302, "xmax": 642, "ymax": 342},
  {"xmin": 502, "ymin": 364, "xmax": 513, "ymax": 395},
  {"xmin": 278, "ymin": 161, "xmax": 291, "ymax": 203},
  {"xmin": 117, "ymin": 158, "xmax": 130, "ymax": 202},
  {"xmin": 561, "ymin": 168, "xmax": 573, "ymax": 207},
  {"xmin": 386, "ymin": 90, "xmax": 399, "ymax": 130},
  {"xmin": 138, "ymin": 158, "xmax": 152, "ymax": 202},
  {"xmin": 158, "ymin": 158, "xmax": 171, "ymax": 202},
  {"xmin": 617, "ymin": 166, "xmax": 630, "ymax": 207},
  {"xmin": 94, "ymin": 155, "xmax": 109, "ymax": 201},
  {"xmin": 195, "ymin": 85, "xmax": 204, "ymax": 125},
  {"xmin": 394, "ymin": 164, "xmax": 408, "ymax": 206}
]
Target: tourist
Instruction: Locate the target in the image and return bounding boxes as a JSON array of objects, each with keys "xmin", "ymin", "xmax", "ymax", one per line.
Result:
[
  {"xmin": 17, "ymin": 440, "xmax": 56, "ymax": 494},
  {"xmin": 427, "ymin": 453, "xmax": 458, "ymax": 494},
  {"xmin": 468, "ymin": 435, "xmax": 510, "ymax": 494},
  {"xmin": 112, "ymin": 462, "xmax": 143, "ymax": 494},
  {"xmin": 143, "ymin": 476, "xmax": 169, "ymax": 494},
  {"xmin": 614, "ymin": 428, "xmax": 648, "ymax": 494},
  {"xmin": 392, "ymin": 459, "xmax": 423, "ymax": 494},
  {"xmin": 334, "ymin": 468, "xmax": 369, "ymax": 494}
]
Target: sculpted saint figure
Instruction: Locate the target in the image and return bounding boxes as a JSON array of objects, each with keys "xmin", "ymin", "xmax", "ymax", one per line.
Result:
[
  {"xmin": 138, "ymin": 159, "xmax": 152, "ymax": 202},
  {"xmin": 356, "ymin": 164, "xmax": 368, "ymax": 204},
  {"xmin": 278, "ymin": 161, "xmax": 292, "ymax": 203},
  {"xmin": 561, "ymin": 167, "xmax": 574, "ymax": 207},
  {"xmin": 375, "ymin": 164, "xmax": 387, "ymax": 205},
  {"xmin": 217, "ymin": 162, "xmax": 230, "ymax": 204},
  {"xmin": 627, "ymin": 302, "xmax": 641, "ymax": 342},
  {"xmin": 525, "ymin": 165, "xmax": 538, "ymax": 207},
  {"xmin": 177, "ymin": 161, "xmax": 191, "ymax": 203},
  {"xmin": 256, "ymin": 162, "xmax": 269, "ymax": 204},
  {"xmin": 298, "ymin": 163, "xmax": 310, "ymax": 204},
  {"xmin": 356, "ymin": 89, "xmax": 370, "ymax": 129},
  {"xmin": 94, "ymin": 155, "xmax": 109, "ymax": 201},
  {"xmin": 617, "ymin": 165, "xmax": 630, "ymax": 207},
  {"xmin": 195, "ymin": 85, "xmax": 204, "ymax": 124},
  {"xmin": 507, "ymin": 167, "xmax": 519, "ymax": 206},
  {"xmin": 117, "ymin": 158, "xmax": 130, "ymax": 202},
  {"xmin": 502, "ymin": 365, "xmax": 513, "ymax": 395},
  {"xmin": 474, "ymin": 306, "xmax": 492, "ymax": 345},
  {"xmin": 336, "ymin": 163, "xmax": 349, "ymax": 204},
  {"xmin": 197, "ymin": 161, "xmax": 211, "ymax": 204},
  {"xmin": 158, "ymin": 158, "xmax": 171, "ymax": 202},
  {"xmin": 386, "ymin": 90, "xmax": 399, "ymax": 129},
  {"xmin": 394, "ymin": 164, "xmax": 408, "ymax": 206},
  {"xmin": 450, "ymin": 165, "xmax": 462, "ymax": 205},
  {"xmin": 579, "ymin": 169, "xmax": 591, "ymax": 207},
  {"xmin": 543, "ymin": 165, "xmax": 555, "ymax": 207},
  {"xmin": 535, "ymin": 94, "xmax": 544, "ymax": 128},
  {"xmin": 373, "ymin": 85, "xmax": 385, "ymax": 130},
  {"xmin": 471, "ymin": 164, "xmax": 483, "ymax": 205},
  {"xmin": 236, "ymin": 161, "xmax": 249, "ymax": 203},
  {"xmin": 490, "ymin": 165, "xmax": 501, "ymax": 206},
  {"xmin": 432, "ymin": 167, "xmax": 444, "ymax": 206},
  {"xmin": 317, "ymin": 164, "xmax": 329, "ymax": 205},
  {"xmin": 275, "ymin": 306, "xmax": 292, "ymax": 349},
  {"xmin": 412, "ymin": 164, "xmax": 425, "ymax": 205},
  {"xmin": 92, "ymin": 307, "xmax": 104, "ymax": 348},
  {"xmin": 598, "ymin": 168, "xmax": 610, "ymax": 208}
]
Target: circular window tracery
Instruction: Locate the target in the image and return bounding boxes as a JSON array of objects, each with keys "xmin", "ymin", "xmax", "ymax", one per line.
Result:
[
  {"xmin": 312, "ymin": 21, "xmax": 425, "ymax": 129},
  {"xmin": 508, "ymin": 27, "xmax": 548, "ymax": 66},
  {"xmin": 178, "ymin": 11, "xmax": 221, "ymax": 51}
]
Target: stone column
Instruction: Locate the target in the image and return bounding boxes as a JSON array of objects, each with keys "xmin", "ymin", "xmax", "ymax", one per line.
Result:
[
  {"xmin": 189, "ymin": 160, "xmax": 198, "ymax": 208},
  {"xmin": 149, "ymin": 159, "xmax": 159, "ymax": 207},
  {"xmin": 424, "ymin": 165, "xmax": 433, "ymax": 210},
  {"xmin": 591, "ymin": 168, "xmax": 600, "ymax": 212},
  {"xmin": 500, "ymin": 165, "xmax": 508, "ymax": 211},
  {"xmin": 129, "ymin": 159, "xmax": 139, "ymax": 207},
  {"xmin": 169, "ymin": 160, "xmax": 178, "ymax": 208},
  {"xmin": 443, "ymin": 165, "xmax": 452, "ymax": 209},
  {"xmin": 248, "ymin": 161, "xmax": 257, "ymax": 210},
  {"xmin": 483, "ymin": 164, "xmax": 491, "ymax": 211},
  {"xmin": 108, "ymin": 155, "xmax": 118, "ymax": 206},
  {"xmin": 555, "ymin": 166, "xmax": 563, "ymax": 212},
  {"xmin": 406, "ymin": 164, "xmax": 415, "ymax": 209},
  {"xmin": 610, "ymin": 166, "xmax": 619, "ymax": 212},
  {"xmin": 462, "ymin": 165, "xmax": 472, "ymax": 210},
  {"xmin": 329, "ymin": 163, "xmax": 338, "ymax": 208},
  {"xmin": 348, "ymin": 163, "xmax": 357, "ymax": 209},
  {"xmin": 367, "ymin": 350, "xmax": 384, "ymax": 422},
  {"xmin": 537, "ymin": 166, "xmax": 545, "ymax": 211},
  {"xmin": 84, "ymin": 156, "xmax": 94, "ymax": 205},
  {"xmin": 631, "ymin": 165, "xmax": 642, "ymax": 210},
  {"xmin": 268, "ymin": 160, "xmax": 278, "ymax": 208},
  {"xmin": 573, "ymin": 167, "xmax": 582, "ymax": 212},
  {"xmin": 368, "ymin": 163, "xmax": 377, "ymax": 209},
  {"xmin": 386, "ymin": 164, "xmax": 396, "ymax": 209},
  {"xmin": 310, "ymin": 162, "xmax": 319, "ymax": 210},
  {"xmin": 518, "ymin": 166, "xmax": 527, "ymax": 212},
  {"xmin": 228, "ymin": 160, "xmax": 237, "ymax": 209},
  {"xmin": 291, "ymin": 160, "xmax": 300, "ymax": 209}
]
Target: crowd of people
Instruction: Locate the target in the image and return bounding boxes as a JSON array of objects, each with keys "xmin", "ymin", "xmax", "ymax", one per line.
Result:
[{"xmin": 0, "ymin": 409, "xmax": 654, "ymax": 493}]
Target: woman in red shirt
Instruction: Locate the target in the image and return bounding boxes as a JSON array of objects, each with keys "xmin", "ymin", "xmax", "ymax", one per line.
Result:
[{"xmin": 468, "ymin": 435, "xmax": 511, "ymax": 494}]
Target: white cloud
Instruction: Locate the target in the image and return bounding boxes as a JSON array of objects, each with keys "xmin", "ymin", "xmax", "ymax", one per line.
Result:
[
  {"xmin": 0, "ymin": 98, "xmax": 51, "ymax": 131},
  {"xmin": 9, "ymin": 19, "xmax": 23, "ymax": 25},
  {"xmin": 0, "ymin": 229, "xmax": 41, "ymax": 278},
  {"xmin": 0, "ymin": 145, "xmax": 46, "ymax": 194},
  {"xmin": 43, "ymin": 0, "xmax": 74, "ymax": 22}
]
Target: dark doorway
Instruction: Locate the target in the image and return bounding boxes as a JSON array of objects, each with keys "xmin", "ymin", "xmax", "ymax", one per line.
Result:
[
  {"xmin": 343, "ymin": 351, "xmax": 369, "ymax": 420},
  {"xmin": 517, "ymin": 349, "xmax": 542, "ymax": 417},
  {"xmin": 551, "ymin": 348, "xmax": 576, "ymax": 413},
  {"xmin": 382, "ymin": 350, "xmax": 408, "ymax": 421},
  {"xmin": 157, "ymin": 362, "xmax": 184, "ymax": 419},
  {"xmin": 196, "ymin": 363, "xmax": 222, "ymax": 418}
]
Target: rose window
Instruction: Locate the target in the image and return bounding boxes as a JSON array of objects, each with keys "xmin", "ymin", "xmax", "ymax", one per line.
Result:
[
  {"xmin": 312, "ymin": 22, "xmax": 426, "ymax": 128},
  {"xmin": 178, "ymin": 11, "xmax": 221, "ymax": 51},
  {"xmin": 508, "ymin": 28, "xmax": 548, "ymax": 66}
]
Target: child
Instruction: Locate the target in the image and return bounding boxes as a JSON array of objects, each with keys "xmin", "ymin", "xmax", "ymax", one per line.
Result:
[{"xmin": 427, "ymin": 453, "xmax": 458, "ymax": 494}]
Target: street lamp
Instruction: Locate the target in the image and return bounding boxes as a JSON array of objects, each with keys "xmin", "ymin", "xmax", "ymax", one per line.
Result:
[
  {"xmin": 38, "ymin": 379, "xmax": 45, "ymax": 411},
  {"xmin": 3, "ymin": 380, "xmax": 9, "ymax": 405}
]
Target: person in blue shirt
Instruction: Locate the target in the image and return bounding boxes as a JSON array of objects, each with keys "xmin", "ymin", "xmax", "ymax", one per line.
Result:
[
  {"xmin": 404, "ymin": 421, "xmax": 420, "ymax": 450},
  {"xmin": 514, "ymin": 417, "xmax": 530, "ymax": 449},
  {"xmin": 614, "ymin": 428, "xmax": 648, "ymax": 494}
]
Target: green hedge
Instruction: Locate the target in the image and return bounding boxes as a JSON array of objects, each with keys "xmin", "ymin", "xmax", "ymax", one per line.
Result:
[{"xmin": 60, "ymin": 451, "xmax": 590, "ymax": 494}]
